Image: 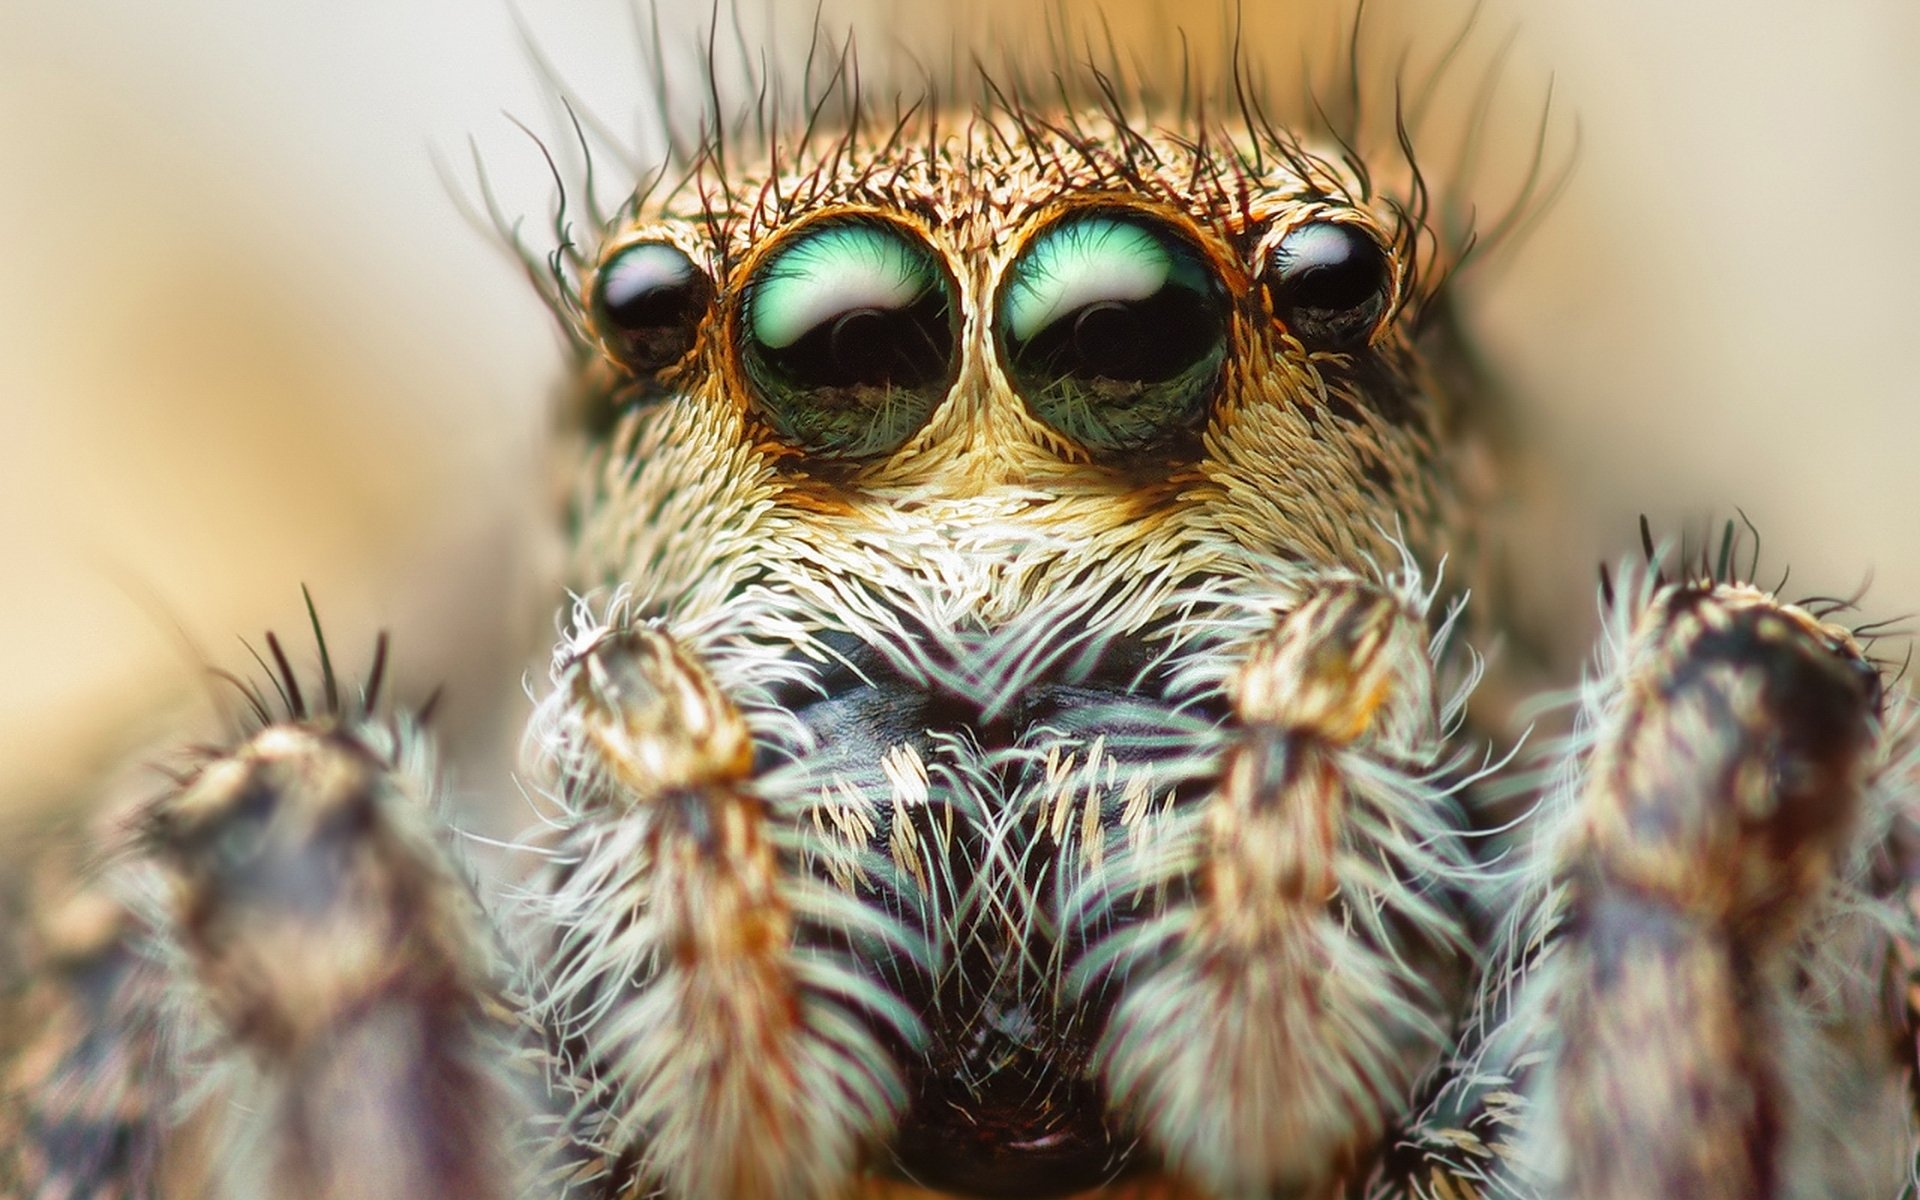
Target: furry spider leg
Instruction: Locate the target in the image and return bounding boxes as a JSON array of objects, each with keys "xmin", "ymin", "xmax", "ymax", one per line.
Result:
[
  {"xmin": 1, "ymin": 654, "xmax": 537, "ymax": 1200},
  {"xmin": 1387, "ymin": 563, "xmax": 1920, "ymax": 1200}
]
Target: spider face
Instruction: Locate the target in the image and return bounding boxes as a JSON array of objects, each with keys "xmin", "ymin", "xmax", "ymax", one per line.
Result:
[
  {"xmin": 534, "ymin": 113, "xmax": 1475, "ymax": 1197},
  {"xmin": 571, "ymin": 116, "xmax": 1451, "ymax": 703}
]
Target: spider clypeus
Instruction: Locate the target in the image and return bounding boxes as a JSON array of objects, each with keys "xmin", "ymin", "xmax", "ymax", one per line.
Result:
[{"xmin": 5, "ymin": 9, "xmax": 1919, "ymax": 1200}]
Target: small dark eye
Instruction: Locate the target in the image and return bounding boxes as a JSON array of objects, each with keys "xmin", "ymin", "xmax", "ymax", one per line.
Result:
[
  {"xmin": 591, "ymin": 241, "xmax": 714, "ymax": 373},
  {"xmin": 1262, "ymin": 221, "xmax": 1392, "ymax": 350},
  {"xmin": 739, "ymin": 220, "xmax": 958, "ymax": 459},
  {"xmin": 997, "ymin": 212, "xmax": 1229, "ymax": 454}
]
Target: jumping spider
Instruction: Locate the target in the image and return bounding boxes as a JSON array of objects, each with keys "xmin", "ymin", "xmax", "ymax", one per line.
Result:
[{"xmin": 5, "ymin": 14, "xmax": 1918, "ymax": 1200}]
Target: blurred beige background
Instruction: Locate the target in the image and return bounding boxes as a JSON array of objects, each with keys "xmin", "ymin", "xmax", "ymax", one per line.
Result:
[{"xmin": 2, "ymin": 0, "xmax": 1917, "ymax": 822}]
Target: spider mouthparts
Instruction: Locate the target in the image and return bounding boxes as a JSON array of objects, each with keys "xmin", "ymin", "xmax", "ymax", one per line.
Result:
[
  {"xmin": 891, "ymin": 1033, "xmax": 1132, "ymax": 1198},
  {"xmin": 754, "ymin": 622, "xmax": 1200, "ymax": 1193}
]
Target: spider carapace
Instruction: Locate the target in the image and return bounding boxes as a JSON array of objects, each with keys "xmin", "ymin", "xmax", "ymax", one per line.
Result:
[{"xmin": 5, "ymin": 28, "xmax": 1918, "ymax": 1200}]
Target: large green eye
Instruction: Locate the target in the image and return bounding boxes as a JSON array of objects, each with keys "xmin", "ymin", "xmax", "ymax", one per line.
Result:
[
  {"xmin": 738, "ymin": 220, "xmax": 958, "ymax": 458},
  {"xmin": 997, "ymin": 212, "xmax": 1229, "ymax": 454}
]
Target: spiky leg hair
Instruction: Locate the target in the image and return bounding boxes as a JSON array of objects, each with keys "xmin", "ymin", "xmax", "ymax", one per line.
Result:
[
  {"xmin": 1411, "ymin": 564, "xmax": 1920, "ymax": 1200},
  {"xmin": 520, "ymin": 602, "xmax": 924, "ymax": 1199},
  {"xmin": 1067, "ymin": 566, "xmax": 1486, "ymax": 1199},
  {"xmin": 1, "ymin": 626, "xmax": 537, "ymax": 1200}
]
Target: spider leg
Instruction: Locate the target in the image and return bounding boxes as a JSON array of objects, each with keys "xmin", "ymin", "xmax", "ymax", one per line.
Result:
[
  {"xmin": 1880, "ymin": 793, "xmax": 1920, "ymax": 1195},
  {"xmin": 3, "ymin": 714, "xmax": 537, "ymax": 1200},
  {"xmin": 2, "ymin": 881, "xmax": 172, "ymax": 1199},
  {"xmin": 1465, "ymin": 572, "xmax": 1919, "ymax": 1200},
  {"xmin": 1069, "ymin": 570, "xmax": 1483, "ymax": 1199},
  {"xmin": 520, "ymin": 611, "xmax": 923, "ymax": 1199}
]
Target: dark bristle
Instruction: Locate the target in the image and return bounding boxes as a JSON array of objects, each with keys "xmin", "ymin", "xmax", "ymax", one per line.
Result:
[
  {"xmin": 505, "ymin": 113, "xmax": 576, "ymax": 288},
  {"xmin": 217, "ymin": 600, "xmax": 421, "ymax": 742},
  {"xmin": 1796, "ymin": 572, "xmax": 1875, "ymax": 622},
  {"xmin": 419, "ymin": 685, "xmax": 447, "ymax": 728},
  {"xmin": 212, "ymin": 668, "xmax": 274, "ymax": 728},
  {"xmin": 702, "ymin": 10, "xmax": 730, "ymax": 203},
  {"xmin": 1346, "ymin": 0, "xmax": 1371, "ymax": 147},
  {"xmin": 1638, "ymin": 514, "xmax": 1660, "ymax": 582},
  {"xmin": 1447, "ymin": 24, "xmax": 1517, "ymax": 222},
  {"xmin": 561, "ymin": 101, "xmax": 605, "ymax": 231},
  {"xmin": 1404, "ymin": 0, "xmax": 1482, "ymax": 138},
  {"xmin": 265, "ymin": 632, "xmax": 306, "ymax": 720},
  {"xmin": 1850, "ymin": 615, "xmax": 1912, "ymax": 640},
  {"xmin": 302, "ymin": 585, "xmax": 340, "ymax": 717},
  {"xmin": 1228, "ymin": 8, "xmax": 1263, "ymax": 176},
  {"xmin": 242, "ymin": 638, "xmax": 294, "ymax": 718},
  {"xmin": 364, "ymin": 631, "xmax": 391, "ymax": 717},
  {"xmin": 1738, "ymin": 509, "xmax": 1762, "ymax": 582}
]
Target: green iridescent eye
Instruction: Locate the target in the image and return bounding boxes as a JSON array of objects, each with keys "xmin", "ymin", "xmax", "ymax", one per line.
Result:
[
  {"xmin": 738, "ymin": 220, "xmax": 958, "ymax": 458},
  {"xmin": 997, "ymin": 212, "xmax": 1229, "ymax": 454}
]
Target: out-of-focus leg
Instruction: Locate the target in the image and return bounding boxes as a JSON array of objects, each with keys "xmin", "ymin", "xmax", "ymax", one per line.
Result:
[
  {"xmin": 1473, "ymin": 574, "xmax": 1917, "ymax": 1200},
  {"xmin": 3, "ymin": 698, "xmax": 536, "ymax": 1200},
  {"xmin": 2, "ymin": 883, "xmax": 175, "ymax": 1200}
]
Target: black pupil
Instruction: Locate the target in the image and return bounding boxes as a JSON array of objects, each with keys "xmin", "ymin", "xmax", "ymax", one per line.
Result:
[
  {"xmin": 755, "ymin": 292, "xmax": 949, "ymax": 392},
  {"xmin": 1265, "ymin": 222, "xmax": 1390, "ymax": 347},
  {"xmin": 1011, "ymin": 254, "xmax": 1218, "ymax": 386},
  {"xmin": 1069, "ymin": 302, "xmax": 1142, "ymax": 376}
]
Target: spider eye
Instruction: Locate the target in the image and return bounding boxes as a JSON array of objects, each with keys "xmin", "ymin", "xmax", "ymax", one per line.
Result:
[
  {"xmin": 591, "ymin": 241, "xmax": 714, "ymax": 374},
  {"xmin": 1262, "ymin": 221, "xmax": 1393, "ymax": 350},
  {"xmin": 997, "ymin": 212, "xmax": 1229, "ymax": 454},
  {"xmin": 739, "ymin": 219, "xmax": 958, "ymax": 459}
]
